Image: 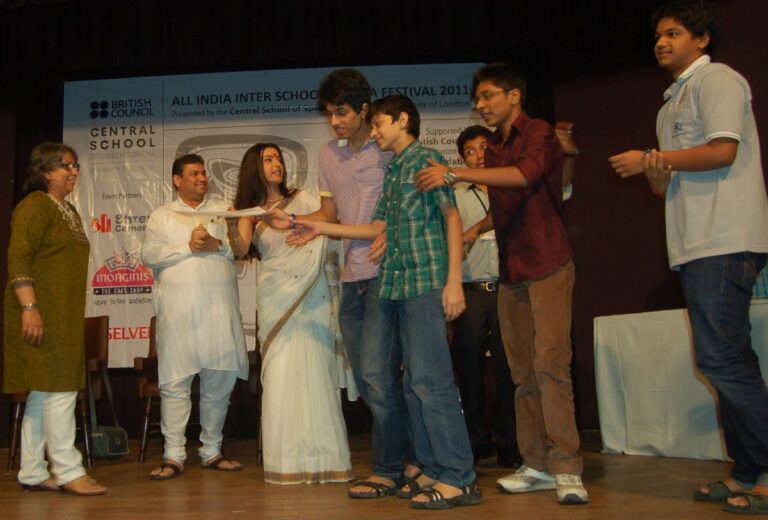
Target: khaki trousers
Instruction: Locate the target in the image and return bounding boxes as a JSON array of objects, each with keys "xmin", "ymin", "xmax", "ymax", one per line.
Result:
[{"xmin": 498, "ymin": 260, "xmax": 582, "ymax": 475}]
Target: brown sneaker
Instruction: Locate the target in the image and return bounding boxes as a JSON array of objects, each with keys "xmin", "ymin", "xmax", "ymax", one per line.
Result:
[{"xmin": 61, "ymin": 475, "xmax": 107, "ymax": 496}]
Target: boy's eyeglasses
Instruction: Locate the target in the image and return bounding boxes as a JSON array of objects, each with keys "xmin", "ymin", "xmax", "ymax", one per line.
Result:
[
  {"xmin": 472, "ymin": 90, "xmax": 507, "ymax": 106},
  {"xmin": 60, "ymin": 162, "xmax": 81, "ymax": 172}
]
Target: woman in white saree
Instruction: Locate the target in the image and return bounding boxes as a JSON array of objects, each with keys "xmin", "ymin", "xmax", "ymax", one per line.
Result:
[{"xmin": 227, "ymin": 143, "xmax": 353, "ymax": 485}]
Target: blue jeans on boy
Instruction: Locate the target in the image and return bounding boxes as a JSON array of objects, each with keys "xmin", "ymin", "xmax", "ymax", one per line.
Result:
[
  {"xmin": 679, "ymin": 252, "xmax": 768, "ymax": 486},
  {"xmin": 379, "ymin": 288, "xmax": 475, "ymax": 488},
  {"xmin": 340, "ymin": 278, "xmax": 413, "ymax": 480}
]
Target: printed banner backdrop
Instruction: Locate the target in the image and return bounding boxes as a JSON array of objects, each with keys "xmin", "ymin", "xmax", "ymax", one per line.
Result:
[{"xmin": 63, "ymin": 63, "xmax": 483, "ymax": 367}]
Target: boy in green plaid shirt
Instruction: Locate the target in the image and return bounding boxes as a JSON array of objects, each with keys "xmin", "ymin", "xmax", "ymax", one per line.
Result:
[{"xmin": 288, "ymin": 95, "xmax": 480, "ymax": 510}]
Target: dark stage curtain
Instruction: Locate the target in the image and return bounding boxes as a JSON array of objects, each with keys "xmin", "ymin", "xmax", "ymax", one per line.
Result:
[{"xmin": 1, "ymin": 0, "xmax": 663, "ymax": 194}]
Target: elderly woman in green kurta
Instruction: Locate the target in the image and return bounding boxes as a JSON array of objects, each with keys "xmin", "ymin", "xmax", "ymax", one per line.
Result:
[{"xmin": 3, "ymin": 142, "xmax": 106, "ymax": 496}]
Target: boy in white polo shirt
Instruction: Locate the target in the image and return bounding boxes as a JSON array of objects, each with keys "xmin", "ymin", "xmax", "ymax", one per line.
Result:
[{"xmin": 610, "ymin": 1, "xmax": 768, "ymax": 514}]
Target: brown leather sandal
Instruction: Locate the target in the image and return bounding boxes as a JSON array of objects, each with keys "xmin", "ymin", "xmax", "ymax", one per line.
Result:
[
  {"xmin": 61, "ymin": 475, "xmax": 107, "ymax": 496},
  {"xmin": 202, "ymin": 455, "xmax": 242, "ymax": 472},
  {"xmin": 149, "ymin": 460, "xmax": 184, "ymax": 480}
]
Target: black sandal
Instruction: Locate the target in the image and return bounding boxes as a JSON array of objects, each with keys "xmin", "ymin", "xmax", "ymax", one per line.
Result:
[
  {"xmin": 410, "ymin": 481, "xmax": 483, "ymax": 510},
  {"xmin": 348, "ymin": 477, "xmax": 404, "ymax": 499},
  {"xmin": 693, "ymin": 481, "xmax": 745, "ymax": 502},
  {"xmin": 722, "ymin": 494, "xmax": 768, "ymax": 515},
  {"xmin": 397, "ymin": 471, "xmax": 429, "ymax": 499}
]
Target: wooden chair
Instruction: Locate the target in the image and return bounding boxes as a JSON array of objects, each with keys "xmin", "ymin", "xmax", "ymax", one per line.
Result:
[
  {"xmin": 7, "ymin": 315, "xmax": 110, "ymax": 470},
  {"xmin": 134, "ymin": 316, "xmax": 160, "ymax": 463}
]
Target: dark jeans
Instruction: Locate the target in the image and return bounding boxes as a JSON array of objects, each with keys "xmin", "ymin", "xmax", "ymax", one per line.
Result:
[
  {"xmin": 680, "ymin": 252, "xmax": 768, "ymax": 485},
  {"xmin": 451, "ymin": 286, "xmax": 517, "ymax": 457},
  {"xmin": 379, "ymin": 289, "xmax": 476, "ymax": 487},
  {"xmin": 340, "ymin": 278, "xmax": 413, "ymax": 479}
]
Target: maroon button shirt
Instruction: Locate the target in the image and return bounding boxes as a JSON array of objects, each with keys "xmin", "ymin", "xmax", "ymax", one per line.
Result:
[{"xmin": 485, "ymin": 111, "xmax": 572, "ymax": 284}]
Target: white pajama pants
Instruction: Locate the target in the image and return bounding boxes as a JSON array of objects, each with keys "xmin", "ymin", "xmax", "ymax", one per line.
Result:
[
  {"xmin": 18, "ymin": 390, "xmax": 87, "ymax": 486},
  {"xmin": 159, "ymin": 369, "xmax": 237, "ymax": 464}
]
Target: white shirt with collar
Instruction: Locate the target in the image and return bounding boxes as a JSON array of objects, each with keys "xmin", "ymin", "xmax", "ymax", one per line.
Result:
[
  {"xmin": 658, "ymin": 54, "xmax": 768, "ymax": 268},
  {"xmin": 453, "ymin": 182, "xmax": 499, "ymax": 282}
]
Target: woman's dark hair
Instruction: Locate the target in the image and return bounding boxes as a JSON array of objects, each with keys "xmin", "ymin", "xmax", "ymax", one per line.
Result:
[
  {"xmin": 24, "ymin": 141, "xmax": 78, "ymax": 194},
  {"xmin": 233, "ymin": 143, "xmax": 294, "ymax": 210},
  {"xmin": 233, "ymin": 143, "xmax": 295, "ymax": 260}
]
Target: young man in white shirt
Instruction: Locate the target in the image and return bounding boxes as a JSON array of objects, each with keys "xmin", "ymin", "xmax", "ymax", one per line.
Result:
[{"xmin": 610, "ymin": 1, "xmax": 768, "ymax": 514}]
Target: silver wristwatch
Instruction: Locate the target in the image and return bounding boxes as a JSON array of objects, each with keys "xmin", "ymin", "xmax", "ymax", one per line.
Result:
[{"xmin": 443, "ymin": 169, "xmax": 456, "ymax": 186}]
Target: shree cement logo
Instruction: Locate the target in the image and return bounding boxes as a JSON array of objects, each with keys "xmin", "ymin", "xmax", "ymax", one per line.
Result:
[
  {"xmin": 92, "ymin": 249, "xmax": 153, "ymax": 295},
  {"xmin": 90, "ymin": 213, "xmax": 149, "ymax": 233},
  {"xmin": 91, "ymin": 214, "xmax": 112, "ymax": 233}
]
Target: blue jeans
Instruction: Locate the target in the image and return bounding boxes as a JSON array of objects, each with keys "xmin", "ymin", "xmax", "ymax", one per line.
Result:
[
  {"xmin": 379, "ymin": 289, "xmax": 475, "ymax": 487},
  {"xmin": 679, "ymin": 252, "xmax": 768, "ymax": 485},
  {"xmin": 340, "ymin": 278, "xmax": 413, "ymax": 479}
]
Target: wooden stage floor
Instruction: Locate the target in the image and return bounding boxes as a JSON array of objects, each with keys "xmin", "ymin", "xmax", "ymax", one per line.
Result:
[{"xmin": 0, "ymin": 433, "xmax": 736, "ymax": 519}]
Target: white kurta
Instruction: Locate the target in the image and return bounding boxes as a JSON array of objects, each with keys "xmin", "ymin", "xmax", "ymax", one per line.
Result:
[{"xmin": 142, "ymin": 197, "xmax": 249, "ymax": 384}]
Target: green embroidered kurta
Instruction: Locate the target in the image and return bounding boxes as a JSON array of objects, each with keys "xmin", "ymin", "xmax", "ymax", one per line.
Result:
[{"xmin": 3, "ymin": 191, "xmax": 90, "ymax": 393}]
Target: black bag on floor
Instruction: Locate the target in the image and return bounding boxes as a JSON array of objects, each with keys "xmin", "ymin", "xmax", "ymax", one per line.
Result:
[
  {"xmin": 87, "ymin": 363, "xmax": 130, "ymax": 459},
  {"xmin": 91, "ymin": 425, "xmax": 130, "ymax": 458}
]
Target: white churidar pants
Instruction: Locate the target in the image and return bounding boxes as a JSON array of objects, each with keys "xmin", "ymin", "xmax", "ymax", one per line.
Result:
[
  {"xmin": 159, "ymin": 368, "xmax": 237, "ymax": 464},
  {"xmin": 18, "ymin": 390, "xmax": 87, "ymax": 486}
]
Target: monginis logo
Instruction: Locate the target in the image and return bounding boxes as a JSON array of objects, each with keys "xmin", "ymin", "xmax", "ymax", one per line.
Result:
[
  {"xmin": 91, "ymin": 214, "xmax": 112, "ymax": 233},
  {"xmin": 92, "ymin": 249, "xmax": 153, "ymax": 295}
]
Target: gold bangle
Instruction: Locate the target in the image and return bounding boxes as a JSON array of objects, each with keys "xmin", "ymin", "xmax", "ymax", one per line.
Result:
[
  {"xmin": 228, "ymin": 234, "xmax": 241, "ymax": 244},
  {"xmin": 21, "ymin": 302, "xmax": 37, "ymax": 311}
]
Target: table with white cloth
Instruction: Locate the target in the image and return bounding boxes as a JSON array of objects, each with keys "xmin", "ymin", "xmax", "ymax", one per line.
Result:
[{"xmin": 594, "ymin": 300, "xmax": 768, "ymax": 460}]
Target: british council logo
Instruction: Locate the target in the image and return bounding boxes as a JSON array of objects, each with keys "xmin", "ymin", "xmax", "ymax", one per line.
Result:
[{"xmin": 90, "ymin": 101, "xmax": 109, "ymax": 119}]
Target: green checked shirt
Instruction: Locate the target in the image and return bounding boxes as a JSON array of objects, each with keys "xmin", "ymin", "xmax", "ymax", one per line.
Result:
[{"xmin": 372, "ymin": 140, "xmax": 456, "ymax": 300}]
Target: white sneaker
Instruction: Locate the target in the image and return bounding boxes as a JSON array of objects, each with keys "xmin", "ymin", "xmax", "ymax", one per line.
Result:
[
  {"xmin": 554, "ymin": 473, "xmax": 589, "ymax": 504},
  {"xmin": 496, "ymin": 465, "xmax": 556, "ymax": 494}
]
